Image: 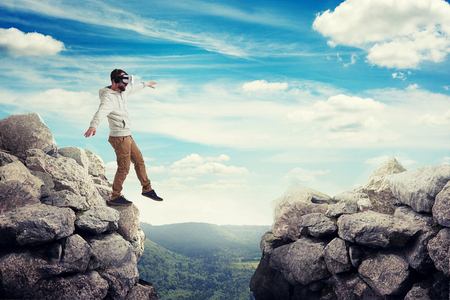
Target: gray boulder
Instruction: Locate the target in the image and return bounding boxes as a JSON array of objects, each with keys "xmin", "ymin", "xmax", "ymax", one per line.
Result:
[
  {"xmin": 250, "ymin": 256, "xmax": 291, "ymax": 300},
  {"xmin": 0, "ymin": 180, "xmax": 40, "ymax": 214},
  {"xmin": 345, "ymin": 275, "xmax": 376, "ymax": 299},
  {"xmin": 0, "ymin": 151, "xmax": 19, "ymax": 166},
  {"xmin": 85, "ymin": 148, "xmax": 106, "ymax": 177},
  {"xmin": 274, "ymin": 183, "xmax": 331, "ymax": 205},
  {"xmin": 272, "ymin": 184, "xmax": 330, "ymax": 239},
  {"xmin": 324, "ymin": 273, "xmax": 377, "ymax": 300},
  {"xmin": 0, "ymin": 203, "xmax": 75, "ymax": 246},
  {"xmin": 332, "ymin": 189, "xmax": 372, "ymax": 211},
  {"xmin": 112, "ymin": 204, "xmax": 141, "ymax": 242},
  {"xmin": 75, "ymin": 206, "xmax": 120, "ymax": 235},
  {"xmin": 362, "ymin": 156, "xmax": 406, "ymax": 214},
  {"xmin": 325, "ymin": 200, "xmax": 357, "ymax": 217},
  {"xmin": 324, "ymin": 238, "xmax": 351, "ymax": 274},
  {"xmin": 405, "ymin": 229, "xmax": 436, "ymax": 273},
  {"xmin": 337, "ymin": 211, "xmax": 419, "ymax": 248},
  {"xmin": 404, "ymin": 284, "xmax": 432, "ymax": 300},
  {"xmin": 388, "ymin": 164, "xmax": 450, "ymax": 213},
  {"xmin": 272, "ymin": 201, "xmax": 328, "ymax": 239},
  {"xmin": 59, "ymin": 234, "xmax": 93, "ymax": 273},
  {"xmin": 96, "ymin": 183, "xmax": 113, "ymax": 202},
  {"xmin": 269, "ymin": 237, "xmax": 330, "ymax": 286},
  {"xmin": 26, "ymin": 149, "xmax": 105, "ymax": 207},
  {"xmin": 88, "ymin": 233, "xmax": 139, "ymax": 299},
  {"xmin": 126, "ymin": 280, "xmax": 159, "ymax": 300},
  {"xmin": 0, "ymin": 113, "xmax": 57, "ymax": 159},
  {"xmin": 298, "ymin": 213, "xmax": 337, "ymax": 238},
  {"xmin": 32, "ymin": 270, "xmax": 109, "ymax": 300},
  {"xmin": 427, "ymin": 228, "xmax": 450, "ymax": 276},
  {"xmin": 58, "ymin": 146, "xmax": 89, "ymax": 171},
  {"xmin": 0, "ymin": 248, "xmax": 93, "ymax": 298},
  {"xmin": 31, "ymin": 170, "xmax": 55, "ymax": 190},
  {"xmin": 130, "ymin": 228, "xmax": 146, "ymax": 262},
  {"xmin": 46, "ymin": 189, "xmax": 89, "ymax": 211},
  {"xmin": 394, "ymin": 206, "xmax": 434, "ymax": 227},
  {"xmin": 358, "ymin": 252, "xmax": 411, "ymax": 296},
  {"xmin": 0, "ymin": 160, "xmax": 43, "ymax": 199},
  {"xmin": 0, "ymin": 251, "xmax": 50, "ymax": 299},
  {"xmin": 259, "ymin": 231, "xmax": 277, "ymax": 261},
  {"xmin": 393, "ymin": 207, "xmax": 436, "ymax": 273},
  {"xmin": 348, "ymin": 245, "xmax": 363, "ymax": 268},
  {"xmin": 432, "ymin": 180, "xmax": 450, "ymax": 226},
  {"xmin": 332, "ymin": 157, "xmax": 406, "ymax": 215}
]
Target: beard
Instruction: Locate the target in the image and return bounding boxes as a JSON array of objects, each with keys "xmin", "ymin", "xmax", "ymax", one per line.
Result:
[{"xmin": 118, "ymin": 85, "xmax": 125, "ymax": 92}]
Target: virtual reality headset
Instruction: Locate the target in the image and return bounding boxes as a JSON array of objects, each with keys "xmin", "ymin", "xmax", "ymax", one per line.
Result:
[
  {"xmin": 120, "ymin": 74, "xmax": 134, "ymax": 84},
  {"xmin": 113, "ymin": 69, "xmax": 135, "ymax": 85}
]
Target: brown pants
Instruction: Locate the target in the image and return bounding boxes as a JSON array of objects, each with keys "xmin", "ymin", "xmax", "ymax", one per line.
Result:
[{"xmin": 108, "ymin": 135, "xmax": 152, "ymax": 200}]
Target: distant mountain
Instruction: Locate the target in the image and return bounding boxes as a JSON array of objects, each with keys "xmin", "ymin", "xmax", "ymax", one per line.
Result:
[{"xmin": 140, "ymin": 222, "xmax": 270, "ymax": 258}]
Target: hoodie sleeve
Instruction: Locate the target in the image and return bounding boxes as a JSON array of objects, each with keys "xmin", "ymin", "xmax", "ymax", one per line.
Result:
[
  {"xmin": 89, "ymin": 95, "xmax": 114, "ymax": 128},
  {"xmin": 123, "ymin": 82, "xmax": 147, "ymax": 97}
]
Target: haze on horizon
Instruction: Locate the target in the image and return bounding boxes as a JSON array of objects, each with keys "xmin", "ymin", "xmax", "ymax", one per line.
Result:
[{"xmin": 1, "ymin": 0, "xmax": 449, "ymax": 226}]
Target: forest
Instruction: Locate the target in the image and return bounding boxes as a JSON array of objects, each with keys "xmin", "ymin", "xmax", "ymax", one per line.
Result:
[{"xmin": 137, "ymin": 222, "xmax": 270, "ymax": 300}]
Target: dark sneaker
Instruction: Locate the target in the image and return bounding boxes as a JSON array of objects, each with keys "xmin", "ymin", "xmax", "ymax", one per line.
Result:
[
  {"xmin": 142, "ymin": 190, "xmax": 163, "ymax": 201},
  {"xmin": 109, "ymin": 195, "xmax": 133, "ymax": 206}
]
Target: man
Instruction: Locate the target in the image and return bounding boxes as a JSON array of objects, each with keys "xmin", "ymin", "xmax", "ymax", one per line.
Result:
[{"xmin": 84, "ymin": 69, "xmax": 163, "ymax": 206}]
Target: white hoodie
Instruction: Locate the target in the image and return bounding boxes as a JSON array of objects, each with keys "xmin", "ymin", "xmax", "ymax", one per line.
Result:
[{"xmin": 89, "ymin": 82, "xmax": 148, "ymax": 136}]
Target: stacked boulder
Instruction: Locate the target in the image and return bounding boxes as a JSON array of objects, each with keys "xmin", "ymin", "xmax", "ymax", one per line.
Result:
[
  {"xmin": 251, "ymin": 157, "xmax": 450, "ymax": 300},
  {"xmin": 0, "ymin": 113, "xmax": 158, "ymax": 300}
]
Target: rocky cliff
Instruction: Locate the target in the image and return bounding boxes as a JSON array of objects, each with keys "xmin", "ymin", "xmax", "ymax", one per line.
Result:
[
  {"xmin": 251, "ymin": 157, "xmax": 450, "ymax": 300},
  {"xmin": 0, "ymin": 113, "xmax": 158, "ymax": 300}
]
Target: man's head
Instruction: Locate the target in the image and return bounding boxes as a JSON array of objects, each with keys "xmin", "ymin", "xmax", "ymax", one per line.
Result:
[{"xmin": 111, "ymin": 69, "xmax": 128, "ymax": 92}]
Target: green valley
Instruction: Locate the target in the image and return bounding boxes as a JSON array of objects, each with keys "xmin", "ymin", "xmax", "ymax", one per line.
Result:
[{"xmin": 138, "ymin": 222, "xmax": 270, "ymax": 300}]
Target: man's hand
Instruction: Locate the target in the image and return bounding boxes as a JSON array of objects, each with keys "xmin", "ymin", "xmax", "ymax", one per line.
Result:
[
  {"xmin": 84, "ymin": 127, "xmax": 96, "ymax": 138},
  {"xmin": 148, "ymin": 81, "xmax": 157, "ymax": 89}
]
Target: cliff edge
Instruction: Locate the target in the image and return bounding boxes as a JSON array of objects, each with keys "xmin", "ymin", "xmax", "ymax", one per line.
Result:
[
  {"xmin": 251, "ymin": 157, "xmax": 450, "ymax": 299},
  {"xmin": 0, "ymin": 113, "xmax": 158, "ymax": 300}
]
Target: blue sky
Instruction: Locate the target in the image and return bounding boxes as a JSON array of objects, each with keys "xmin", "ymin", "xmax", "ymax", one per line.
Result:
[{"xmin": 1, "ymin": 0, "xmax": 450, "ymax": 225}]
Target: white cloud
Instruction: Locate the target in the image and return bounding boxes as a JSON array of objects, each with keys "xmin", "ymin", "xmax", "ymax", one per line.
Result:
[
  {"xmin": 197, "ymin": 179, "xmax": 250, "ymax": 190},
  {"xmin": 285, "ymin": 94, "xmax": 386, "ymax": 131},
  {"xmin": 242, "ymin": 80, "xmax": 289, "ymax": 92},
  {"xmin": 105, "ymin": 161, "xmax": 118, "ymax": 179},
  {"xmin": 392, "ymin": 72, "xmax": 410, "ymax": 81},
  {"xmin": 168, "ymin": 176, "xmax": 197, "ymax": 182},
  {"xmin": 207, "ymin": 154, "xmax": 230, "ymax": 162},
  {"xmin": 313, "ymin": 0, "xmax": 450, "ymax": 69},
  {"xmin": 406, "ymin": 84, "xmax": 419, "ymax": 91},
  {"xmin": 416, "ymin": 110, "xmax": 450, "ymax": 127},
  {"xmin": 14, "ymin": 89, "xmax": 95, "ymax": 110},
  {"xmin": 170, "ymin": 161, "xmax": 250, "ymax": 176},
  {"xmin": 12, "ymin": 88, "xmax": 98, "ymax": 124},
  {"xmin": 0, "ymin": 27, "xmax": 64, "ymax": 57},
  {"xmin": 171, "ymin": 153, "xmax": 206, "ymax": 168},
  {"xmin": 283, "ymin": 167, "xmax": 331, "ymax": 183},
  {"xmin": 146, "ymin": 165, "xmax": 166, "ymax": 174},
  {"xmin": 439, "ymin": 157, "xmax": 450, "ymax": 164},
  {"xmin": 344, "ymin": 53, "xmax": 358, "ymax": 67},
  {"xmin": 171, "ymin": 153, "xmax": 230, "ymax": 168}
]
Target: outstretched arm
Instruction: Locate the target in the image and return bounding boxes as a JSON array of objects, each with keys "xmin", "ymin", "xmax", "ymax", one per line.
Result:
[{"xmin": 84, "ymin": 127, "xmax": 96, "ymax": 138}]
